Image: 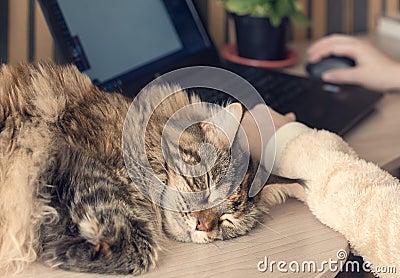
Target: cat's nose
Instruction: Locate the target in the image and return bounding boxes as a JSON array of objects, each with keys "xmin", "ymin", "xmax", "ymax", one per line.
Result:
[
  {"xmin": 196, "ymin": 218, "xmax": 207, "ymax": 232},
  {"xmin": 195, "ymin": 212, "xmax": 218, "ymax": 232}
]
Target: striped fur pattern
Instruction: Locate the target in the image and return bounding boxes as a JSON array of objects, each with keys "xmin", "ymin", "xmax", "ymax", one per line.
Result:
[{"xmin": 0, "ymin": 62, "xmax": 294, "ymax": 276}]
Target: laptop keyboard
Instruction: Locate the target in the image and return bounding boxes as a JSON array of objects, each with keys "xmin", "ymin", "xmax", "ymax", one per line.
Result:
[
  {"xmin": 195, "ymin": 67, "xmax": 312, "ymax": 111},
  {"xmin": 235, "ymin": 67, "xmax": 311, "ymax": 110}
]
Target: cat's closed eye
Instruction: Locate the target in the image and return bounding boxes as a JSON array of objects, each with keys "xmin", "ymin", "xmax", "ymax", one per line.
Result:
[{"xmin": 219, "ymin": 214, "xmax": 235, "ymax": 227}]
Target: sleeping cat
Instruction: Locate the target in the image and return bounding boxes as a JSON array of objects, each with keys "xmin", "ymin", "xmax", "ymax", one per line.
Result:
[{"xmin": 0, "ymin": 62, "xmax": 299, "ymax": 275}]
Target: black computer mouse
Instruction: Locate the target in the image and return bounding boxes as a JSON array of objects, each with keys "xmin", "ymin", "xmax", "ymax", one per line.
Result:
[{"xmin": 306, "ymin": 55, "xmax": 356, "ymax": 78}]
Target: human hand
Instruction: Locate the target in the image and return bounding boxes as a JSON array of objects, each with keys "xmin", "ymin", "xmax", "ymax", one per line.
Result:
[
  {"xmin": 307, "ymin": 34, "xmax": 400, "ymax": 91},
  {"xmin": 240, "ymin": 104, "xmax": 295, "ymax": 162}
]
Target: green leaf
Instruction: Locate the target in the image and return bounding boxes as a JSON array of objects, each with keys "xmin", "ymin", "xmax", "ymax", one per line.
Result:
[
  {"xmin": 276, "ymin": 0, "xmax": 291, "ymax": 17},
  {"xmin": 225, "ymin": 0, "xmax": 257, "ymax": 15},
  {"xmin": 220, "ymin": 0, "xmax": 309, "ymax": 25},
  {"xmin": 293, "ymin": 0, "xmax": 303, "ymax": 13},
  {"xmin": 269, "ymin": 14, "xmax": 281, "ymax": 26},
  {"xmin": 290, "ymin": 11, "xmax": 310, "ymax": 27},
  {"xmin": 261, "ymin": 2, "xmax": 273, "ymax": 16},
  {"xmin": 252, "ymin": 5, "xmax": 263, "ymax": 16}
]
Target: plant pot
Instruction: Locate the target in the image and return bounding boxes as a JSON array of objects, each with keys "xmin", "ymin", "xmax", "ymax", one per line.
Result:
[{"xmin": 231, "ymin": 14, "xmax": 288, "ymax": 61}]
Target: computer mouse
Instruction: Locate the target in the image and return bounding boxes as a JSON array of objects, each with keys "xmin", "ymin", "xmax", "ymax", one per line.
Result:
[{"xmin": 306, "ymin": 55, "xmax": 356, "ymax": 78}]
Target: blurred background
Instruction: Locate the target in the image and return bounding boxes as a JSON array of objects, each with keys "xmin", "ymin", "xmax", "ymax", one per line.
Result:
[{"xmin": 0, "ymin": 0, "xmax": 399, "ymax": 64}]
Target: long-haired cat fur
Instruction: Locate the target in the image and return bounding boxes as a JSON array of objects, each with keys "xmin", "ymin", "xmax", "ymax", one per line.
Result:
[{"xmin": 0, "ymin": 62, "xmax": 298, "ymax": 276}]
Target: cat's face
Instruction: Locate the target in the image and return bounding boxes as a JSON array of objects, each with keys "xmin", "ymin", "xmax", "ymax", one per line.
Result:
[
  {"xmin": 162, "ymin": 169, "xmax": 263, "ymax": 243},
  {"xmin": 148, "ymin": 101, "xmax": 265, "ymax": 243}
]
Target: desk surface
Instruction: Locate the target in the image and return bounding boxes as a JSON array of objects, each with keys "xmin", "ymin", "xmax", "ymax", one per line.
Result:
[{"xmin": 16, "ymin": 33, "xmax": 400, "ymax": 278}]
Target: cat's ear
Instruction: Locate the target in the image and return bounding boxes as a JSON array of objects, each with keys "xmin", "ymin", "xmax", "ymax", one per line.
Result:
[{"xmin": 201, "ymin": 103, "xmax": 243, "ymax": 148}]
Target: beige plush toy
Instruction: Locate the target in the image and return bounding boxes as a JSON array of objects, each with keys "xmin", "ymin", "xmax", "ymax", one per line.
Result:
[{"xmin": 264, "ymin": 122, "xmax": 400, "ymax": 277}]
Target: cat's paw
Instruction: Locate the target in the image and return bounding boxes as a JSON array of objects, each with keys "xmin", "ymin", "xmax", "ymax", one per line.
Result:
[
  {"xmin": 40, "ymin": 236, "xmax": 159, "ymax": 275},
  {"xmin": 128, "ymin": 237, "xmax": 160, "ymax": 275}
]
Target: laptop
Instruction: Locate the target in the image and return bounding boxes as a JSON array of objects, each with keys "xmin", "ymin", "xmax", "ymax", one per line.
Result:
[{"xmin": 39, "ymin": 0, "xmax": 382, "ymax": 135}]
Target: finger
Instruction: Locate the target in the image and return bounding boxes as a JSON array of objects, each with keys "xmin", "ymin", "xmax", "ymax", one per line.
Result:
[
  {"xmin": 240, "ymin": 109, "xmax": 274, "ymax": 163},
  {"xmin": 285, "ymin": 112, "xmax": 296, "ymax": 121},
  {"xmin": 307, "ymin": 34, "xmax": 355, "ymax": 57},
  {"xmin": 238, "ymin": 112, "xmax": 259, "ymax": 157},
  {"xmin": 252, "ymin": 103, "xmax": 273, "ymax": 114},
  {"xmin": 308, "ymin": 42, "xmax": 360, "ymax": 64},
  {"xmin": 241, "ymin": 111, "xmax": 258, "ymax": 135},
  {"xmin": 322, "ymin": 68, "xmax": 362, "ymax": 85},
  {"xmin": 307, "ymin": 36, "xmax": 360, "ymax": 63},
  {"xmin": 307, "ymin": 34, "xmax": 349, "ymax": 52},
  {"xmin": 251, "ymin": 104, "xmax": 282, "ymax": 128}
]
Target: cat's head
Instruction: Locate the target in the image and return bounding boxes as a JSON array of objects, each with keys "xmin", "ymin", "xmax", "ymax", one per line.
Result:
[{"xmin": 142, "ymin": 89, "xmax": 281, "ymax": 243}]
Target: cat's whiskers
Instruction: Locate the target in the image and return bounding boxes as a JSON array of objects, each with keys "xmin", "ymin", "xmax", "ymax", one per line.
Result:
[{"xmin": 253, "ymin": 218, "xmax": 267, "ymax": 228}]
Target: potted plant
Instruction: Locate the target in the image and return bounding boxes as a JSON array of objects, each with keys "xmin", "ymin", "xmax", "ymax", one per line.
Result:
[{"xmin": 221, "ymin": 0, "xmax": 309, "ymax": 61}]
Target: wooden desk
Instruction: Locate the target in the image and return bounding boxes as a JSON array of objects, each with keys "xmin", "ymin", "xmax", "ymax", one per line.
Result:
[{"xmin": 17, "ymin": 33, "xmax": 400, "ymax": 278}]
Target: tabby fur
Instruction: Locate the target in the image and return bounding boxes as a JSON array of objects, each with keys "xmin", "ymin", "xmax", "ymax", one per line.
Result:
[{"xmin": 0, "ymin": 62, "xmax": 296, "ymax": 276}]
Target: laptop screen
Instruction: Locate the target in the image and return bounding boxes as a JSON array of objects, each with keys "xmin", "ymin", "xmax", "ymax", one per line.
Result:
[{"xmin": 40, "ymin": 0, "xmax": 212, "ymax": 92}]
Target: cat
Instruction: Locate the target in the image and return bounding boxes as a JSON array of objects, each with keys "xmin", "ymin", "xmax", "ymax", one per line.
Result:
[{"xmin": 0, "ymin": 62, "xmax": 300, "ymax": 276}]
